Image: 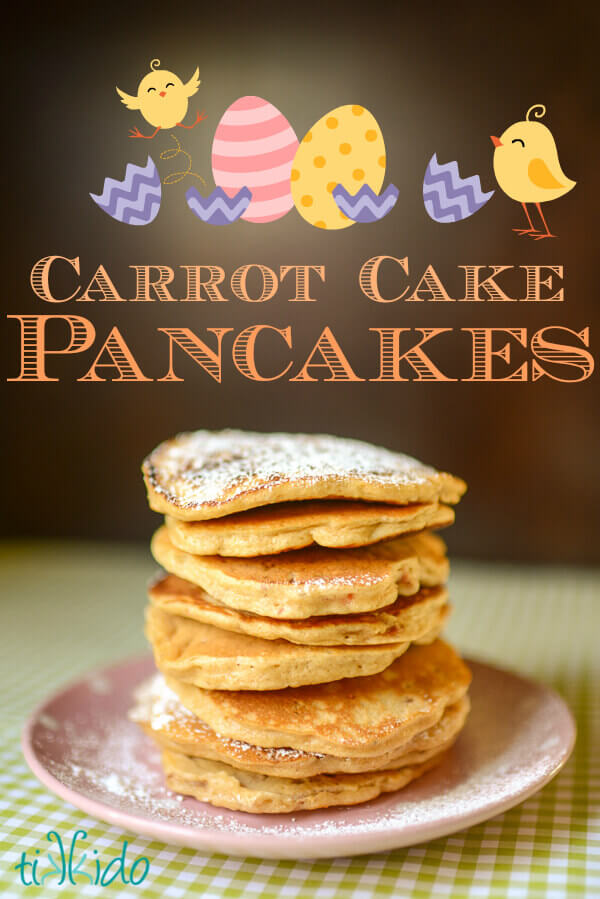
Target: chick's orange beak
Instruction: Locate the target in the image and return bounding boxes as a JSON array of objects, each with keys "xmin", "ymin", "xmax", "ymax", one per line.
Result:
[
  {"xmin": 159, "ymin": 91, "xmax": 166, "ymax": 98},
  {"xmin": 490, "ymin": 135, "xmax": 503, "ymax": 147}
]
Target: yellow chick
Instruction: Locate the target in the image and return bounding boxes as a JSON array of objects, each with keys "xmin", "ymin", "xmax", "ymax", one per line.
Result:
[
  {"xmin": 491, "ymin": 105, "xmax": 575, "ymax": 239},
  {"xmin": 116, "ymin": 59, "xmax": 205, "ymax": 139}
]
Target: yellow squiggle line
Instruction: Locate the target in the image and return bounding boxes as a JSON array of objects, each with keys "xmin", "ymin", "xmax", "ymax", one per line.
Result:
[{"xmin": 160, "ymin": 134, "xmax": 207, "ymax": 187}]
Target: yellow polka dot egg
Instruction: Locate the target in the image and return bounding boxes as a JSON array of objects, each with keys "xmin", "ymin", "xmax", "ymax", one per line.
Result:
[{"xmin": 290, "ymin": 105, "xmax": 386, "ymax": 229}]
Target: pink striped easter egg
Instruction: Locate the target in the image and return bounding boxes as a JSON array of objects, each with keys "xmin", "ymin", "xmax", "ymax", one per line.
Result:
[{"xmin": 211, "ymin": 96, "xmax": 299, "ymax": 223}]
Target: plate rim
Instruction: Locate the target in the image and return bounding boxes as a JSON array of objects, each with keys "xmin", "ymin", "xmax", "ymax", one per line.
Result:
[{"xmin": 20, "ymin": 654, "xmax": 577, "ymax": 859}]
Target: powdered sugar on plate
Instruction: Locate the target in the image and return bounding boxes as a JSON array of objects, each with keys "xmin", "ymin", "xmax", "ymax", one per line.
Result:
[{"xmin": 23, "ymin": 654, "xmax": 575, "ymax": 854}]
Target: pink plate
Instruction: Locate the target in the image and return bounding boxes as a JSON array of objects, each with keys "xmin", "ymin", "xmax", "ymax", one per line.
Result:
[{"xmin": 22, "ymin": 654, "xmax": 575, "ymax": 859}]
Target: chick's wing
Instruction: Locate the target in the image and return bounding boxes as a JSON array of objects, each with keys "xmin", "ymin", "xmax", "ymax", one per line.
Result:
[
  {"xmin": 116, "ymin": 87, "xmax": 140, "ymax": 110},
  {"xmin": 183, "ymin": 67, "xmax": 201, "ymax": 98},
  {"xmin": 528, "ymin": 158, "xmax": 564, "ymax": 189}
]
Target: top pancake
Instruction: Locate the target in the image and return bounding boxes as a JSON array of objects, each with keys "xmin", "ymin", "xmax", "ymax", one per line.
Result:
[
  {"xmin": 166, "ymin": 638, "xmax": 471, "ymax": 757},
  {"xmin": 165, "ymin": 500, "xmax": 454, "ymax": 557},
  {"xmin": 143, "ymin": 430, "xmax": 466, "ymax": 520}
]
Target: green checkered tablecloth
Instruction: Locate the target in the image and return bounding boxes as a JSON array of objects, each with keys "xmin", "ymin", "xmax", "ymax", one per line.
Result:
[{"xmin": 0, "ymin": 541, "xmax": 598, "ymax": 898}]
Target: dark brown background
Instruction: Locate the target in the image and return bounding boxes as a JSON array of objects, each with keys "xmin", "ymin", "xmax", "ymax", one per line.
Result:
[{"xmin": 3, "ymin": 1, "xmax": 599, "ymax": 563}]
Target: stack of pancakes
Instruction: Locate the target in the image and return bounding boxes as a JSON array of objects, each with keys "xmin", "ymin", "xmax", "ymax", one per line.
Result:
[{"xmin": 131, "ymin": 430, "xmax": 470, "ymax": 813}]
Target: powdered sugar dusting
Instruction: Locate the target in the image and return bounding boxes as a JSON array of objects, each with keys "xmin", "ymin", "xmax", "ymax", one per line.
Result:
[
  {"xmin": 129, "ymin": 674, "xmax": 190, "ymax": 731},
  {"xmin": 27, "ymin": 656, "xmax": 574, "ymax": 853},
  {"xmin": 86, "ymin": 673, "xmax": 112, "ymax": 695},
  {"xmin": 130, "ymin": 674, "xmax": 324, "ymax": 762},
  {"xmin": 144, "ymin": 431, "xmax": 460, "ymax": 511},
  {"xmin": 39, "ymin": 713, "xmax": 59, "ymax": 730},
  {"xmin": 39, "ymin": 713, "xmax": 188, "ymax": 821}
]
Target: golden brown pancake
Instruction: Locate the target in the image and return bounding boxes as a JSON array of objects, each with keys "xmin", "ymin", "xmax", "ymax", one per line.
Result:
[
  {"xmin": 151, "ymin": 527, "xmax": 449, "ymax": 619},
  {"xmin": 149, "ymin": 574, "xmax": 450, "ymax": 646},
  {"xmin": 145, "ymin": 605, "xmax": 445, "ymax": 691},
  {"xmin": 165, "ymin": 500, "xmax": 454, "ymax": 557},
  {"xmin": 166, "ymin": 639, "xmax": 471, "ymax": 758},
  {"xmin": 142, "ymin": 430, "xmax": 466, "ymax": 520},
  {"xmin": 131, "ymin": 674, "xmax": 470, "ymax": 777},
  {"xmin": 160, "ymin": 748, "xmax": 445, "ymax": 813}
]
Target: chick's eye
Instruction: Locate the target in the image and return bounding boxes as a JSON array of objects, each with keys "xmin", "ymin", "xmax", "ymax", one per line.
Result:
[
  {"xmin": 147, "ymin": 87, "xmax": 156, "ymax": 93},
  {"xmin": 512, "ymin": 138, "xmax": 525, "ymax": 147},
  {"xmin": 165, "ymin": 82, "xmax": 174, "ymax": 88}
]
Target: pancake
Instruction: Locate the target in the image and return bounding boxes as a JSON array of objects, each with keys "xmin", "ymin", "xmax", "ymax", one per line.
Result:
[
  {"xmin": 151, "ymin": 527, "xmax": 448, "ymax": 619},
  {"xmin": 160, "ymin": 748, "xmax": 445, "ymax": 813},
  {"xmin": 145, "ymin": 605, "xmax": 445, "ymax": 691},
  {"xmin": 165, "ymin": 500, "xmax": 454, "ymax": 557},
  {"xmin": 165, "ymin": 639, "xmax": 471, "ymax": 758},
  {"xmin": 143, "ymin": 430, "xmax": 466, "ymax": 520},
  {"xmin": 131, "ymin": 674, "xmax": 470, "ymax": 777},
  {"xmin": 149, "ymin": 575, "xmax": 450, "ymax": 646}
]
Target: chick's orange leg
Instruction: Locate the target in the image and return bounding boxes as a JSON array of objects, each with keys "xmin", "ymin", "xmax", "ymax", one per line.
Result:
[
  {"xmin": 532, "ymin": 203, "xmax": 557, "ymax": 239},
  {"xmin": 129, "ymin": 126, "xmax": 161, "ymax": 140},
  {"xmin": 177, "ymin": 110, "xmax": 207, "ymax": 129},
  {"xmin": 513, "ymin": 202, "xmax": 539, "ymax": 235}
]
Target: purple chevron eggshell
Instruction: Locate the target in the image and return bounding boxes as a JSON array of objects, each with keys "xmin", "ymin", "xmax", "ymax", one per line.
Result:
[
  {"xmin": 212, "ymin": 97, "xmax": 298, "ymax": 223},
  {"xmin": 90, "ymin": 156, "xmax": 161, "ymax": 225},
  {"xmin": 186, "ymin": 186, "xmax": 252, "ymax": 225},
  {"xmin": 332, "ymin": 183, "xmax": 399, "ymax": 223},
  {"xmin": 423, "ymin": 153, "xmax": 494, "ymax": 223}
]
